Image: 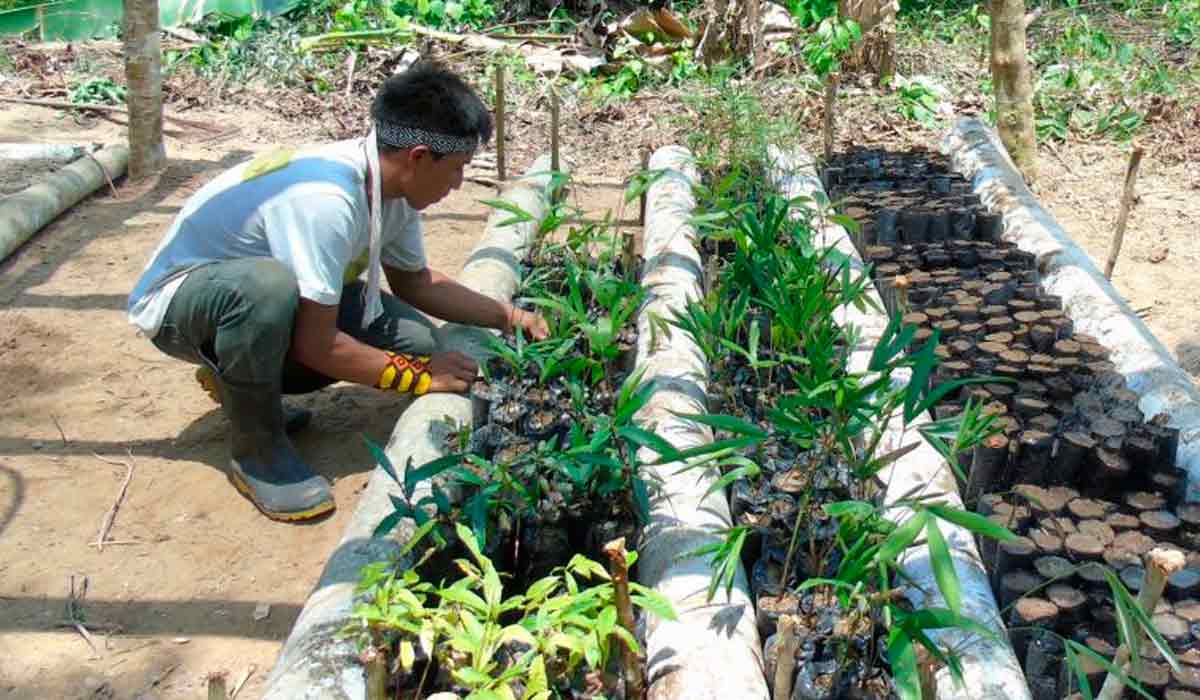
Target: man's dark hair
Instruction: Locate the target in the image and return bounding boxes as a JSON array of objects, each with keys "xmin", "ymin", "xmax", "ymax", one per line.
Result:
[{"xmin": 371, "ymin": 61, "xmax": 493, "ymax": 158}]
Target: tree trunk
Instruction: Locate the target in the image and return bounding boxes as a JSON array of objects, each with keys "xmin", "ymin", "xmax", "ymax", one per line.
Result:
[
  {"xmin": 123, "ymin": 0, "xmax": 165, "ymax": 180},
  {"xmin": 696, "ymin": 0, "xmax": 744, "ymax": 65},
  {"xmin": 839, "ymin": 0, "xmax": 898, "ymax": 81},
  {"xmin": 990, "ymin": 0, "xmax": 1037, "ymax": 180}
]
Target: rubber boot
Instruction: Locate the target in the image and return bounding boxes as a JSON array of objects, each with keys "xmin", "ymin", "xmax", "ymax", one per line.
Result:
[
  {"xmin": 213, "ymin": 373, "xmax": 335, "ymax": 522},
  {"xmin": 196, "ymin": 366, "xmax": 311, "ymax": 434}
]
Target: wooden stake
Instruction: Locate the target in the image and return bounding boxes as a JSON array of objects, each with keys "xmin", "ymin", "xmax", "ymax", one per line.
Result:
[
  {"xmin": 549, "ymin": 85, "xmax": 560, "ymax": 179},
  {"xmin": 822, "ymin": 72, "xmax": 840, "ymax": 161},
  {"xmin": 361, "ymin": 646, "xmax": 388, "ymax": 700},
  {"xmin": 1097, "ymin": 548, "xmax": 1186, "ymax": 699},
  {"xmin": 638, "ymin": 147, "xmax": 650, "ymax": 226},
  {"xmin": 494, "ymin": 62, "xmax": 507, "ymax": 182},
  {"xmin": 773, "ymin": 614, "xmax": 800, "ymax": 700},
  {"xmin": 1104, "ymin": 145, "xmax": 1144, "ymax": 279},
  {"xmin": 603, "ymin": 537, "xmax": 645, "ymax": 699}
]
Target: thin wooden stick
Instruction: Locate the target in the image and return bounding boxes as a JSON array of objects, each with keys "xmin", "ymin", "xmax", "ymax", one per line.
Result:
[
  {"xmin": 1104, "ymin": 145, "xmax": 1145, "ymax": 279},
  {"xmin": 495, "ymin": 62, "xmax": 507, "ymax": 182},
  {"xmin": 93, "ymin": 450, "xmax": 135, "ymax": 552},
  {"xmin": 343, "ymin": 50, "xmax": 357, "ymax": 100},
  {"xmin": 773, "ymin": 614, "xmax": 800, "ymax": 700},
  {"xmin": 0, "ymin": 96, "xmax": 223, "ymax": 133},
  {"xmin": 823, "ymin": 72, "xmax": 840, "ymax": 161},
  {"xmin": 603, "ymin": 537, "xmax": 645, "ymax": 699},
  {"xmin": 50, "ymin": 414, "xmax": 68, "ymax": 445},
  {"xmin": 229, "ymin": 665, "xmax": 257, "ymax": 699},
  {"xmin": 638, "ymin": 147, "xmax": 650, "ymax": 226},
  {"xmin": 550, "ymin": 85, "xmax": 561, "ymax": 178}
]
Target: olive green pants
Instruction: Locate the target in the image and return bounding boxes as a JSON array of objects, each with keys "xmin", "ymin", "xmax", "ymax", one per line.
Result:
[{"xmin": 151, "ymin": 257, "xmax": 438, "ymax": 393}]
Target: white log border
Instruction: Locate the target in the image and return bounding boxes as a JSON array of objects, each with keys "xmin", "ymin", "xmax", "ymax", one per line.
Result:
[
  {"xmin": 263, "ymin": 155, "xmax": 562, "ymax": 700},
  {"xmin": 768, "ymin": 145, "xmax": 1032, "ymax": 700},
  {"xmin": 0, "ymin": 144, "xmax": 128, "ymax": 264},
  {"xmin": 635, "ymin": 145, "xmax": 769, "ymax": 700},
  {"xmin": 944, "ymin": 118, "xmax": 1200, "ymax": 499}
]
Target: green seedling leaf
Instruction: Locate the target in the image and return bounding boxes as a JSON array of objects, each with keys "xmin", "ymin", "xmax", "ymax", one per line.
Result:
[
  {"xmin": 925, "ymin": 518, "xmax": 962, "ymax": 615},
  {"xmin": 631, "ymin": 589, "xmax": 678, "ymax": 621},
  {"xmin": 673, "ymin": 412, "xmax": 768, "ymax": 438},
  {"xmin": 1065, "ymin": 638, "xmax": 1157, "ymax": 700},
  {"xmin": 616, "ymin": 425, "xmax": 677, "ymax": 459},
  {"xmin": 877, "ymin": 510, "xmax": 928, "ymax": 565},
  {"xmin": 404, "ymin": 453, "xmax": 462, "ymax": 500},
  {"xmin": 888, "ymin": 627, "xmax": 922, "ymax": 700},
  {"xmin": 362, "ymin": 435, "xmax": 398, "ymax": 483},
  {"xmin": 373, "ymin": 510, "xmax": 404, "ymax": 537},
  {"xmin": 481, "ymin": 198, "xmax": 536, "ymax": 227},
  {"xmin": 632, "ymin": 477, "xmax": 652, "ymax": 524},
  {"xmin": 927, "ymin": 505, "xmax": 1017, "ymax": 543}
]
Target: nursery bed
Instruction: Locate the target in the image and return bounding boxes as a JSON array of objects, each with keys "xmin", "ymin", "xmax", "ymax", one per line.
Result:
[{"xmin": 820, "ymin": 129, "xmax": 1200, "ymax": 699}]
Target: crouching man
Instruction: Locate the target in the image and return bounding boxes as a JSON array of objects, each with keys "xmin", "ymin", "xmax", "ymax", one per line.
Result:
[{"xmin": 127, "ymin": 62, "xmax": 547, "ymax": 522}]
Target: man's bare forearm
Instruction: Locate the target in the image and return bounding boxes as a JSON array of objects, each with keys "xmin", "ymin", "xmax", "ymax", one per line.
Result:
[
  {"xmin": 291, "ymin": 301, "xmax": 392, "ymax": 386},
  {"xmin": 387, "ymin": 266, "xmax": 510, "ymax": 330}
]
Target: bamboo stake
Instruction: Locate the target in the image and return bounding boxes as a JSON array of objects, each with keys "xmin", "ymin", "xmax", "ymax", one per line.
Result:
[
  {"xmin": 822, "ymin": 72, "xmax": 840, "ymax": 161},
  {"xmin": 603, "ymin": 537, "xmax": 645, "ymax": 699},
  {"xmin": 1103, "ymin": 145, "xmax": 1144, "ymax": 279},
  {"xmin": 1096, "ymin": 547, "xmax": 1185, "ymax": 700},
  {"xmin": 495, "ymin": 62, "xmax": 507, "ymax": 182},
  {"xmin": 772, "ymin": 614, "xmax": 800, "ymax": 700}
]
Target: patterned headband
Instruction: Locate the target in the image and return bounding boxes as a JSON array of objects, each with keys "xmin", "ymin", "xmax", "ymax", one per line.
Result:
[{"xmin": 376, "ymin": 120, "xmax": 479, "ymax": 155}]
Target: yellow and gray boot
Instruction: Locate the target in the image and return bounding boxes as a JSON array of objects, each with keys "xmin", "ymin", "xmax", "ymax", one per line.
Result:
[
  {"xmin": 202, "ymin": 366, "xmax": 335, "ymax": 522},
  {"xmin": 196, "ymin": 366, "xmax": 312, "ymax": 434}
]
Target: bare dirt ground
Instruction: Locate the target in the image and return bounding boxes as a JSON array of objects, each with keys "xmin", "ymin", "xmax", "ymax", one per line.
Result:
[
  {"xmin": 1033, "ymin": 143, "xmax": 1200, "ymax": 373},
  {"xmin": 0, "ymin": 99, "xmax": 631, "ymax": 699}
]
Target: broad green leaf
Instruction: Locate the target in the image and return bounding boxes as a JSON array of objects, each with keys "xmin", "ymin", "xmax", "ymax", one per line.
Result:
[
  {"xmin": 877, "ymin": 511, "xmax": 928, "ymax": 565},
  {"xmin": 673, "ymin": 412, "xmax": 768, "ymax": 438},
  {"xmin": 616, "ymin": 425, "xmax": 678, "ymax": 459},
  {"xmin": 632, "ymin": 590, "xmax": 678, "ymax": 621},
  {"xmin": 363, "ymin": 435, "xmax": 398, "ymax": 483},
  {"xmin": 888, "ymin": 628, "xmax": 922, "ymax": 700},
  {"xmin": 481, "ymin": 198, "xmax": 536, "ymax": 227},
  {"xmin": 373, "ymin": 510, "xmax": 404, "ymax": 537},
  {"xmin": 925, "ymin": 518, "xmax": 962, "ymax": 615},
  {"xmin": 927, "ymin": 505, "xmax": 1017, "ymax": 543},
  {"xmin": 405, "ymin": 453, "xmax": 463, "ymax": 500}
]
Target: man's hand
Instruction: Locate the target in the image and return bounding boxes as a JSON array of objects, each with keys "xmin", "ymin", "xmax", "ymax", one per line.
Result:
[
  {"xmin": 428, "ymin": 351, "xmax": 479, "ymax": 393},
  {"xmin": 507, "ymin": 307, "xmax": 550, "ymax": 341}
]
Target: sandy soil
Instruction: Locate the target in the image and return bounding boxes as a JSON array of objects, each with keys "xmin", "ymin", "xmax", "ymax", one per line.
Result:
[
  {"xmin": 0, "ymin": 101, "xmax": 631, "ymax": 699},
  {"xmin": 1033, "ymin": 142, "xmax": 1200, "ymax": 374}
]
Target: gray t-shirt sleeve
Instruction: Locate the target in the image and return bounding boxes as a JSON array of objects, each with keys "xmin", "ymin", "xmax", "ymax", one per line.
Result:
[
  {"xmin": 261, "ymin": 191, "xmax": 357, "ymax": 306},
  {"xmin": 380, "ymin": 202, "xmax": 427, "ymax": 272}
]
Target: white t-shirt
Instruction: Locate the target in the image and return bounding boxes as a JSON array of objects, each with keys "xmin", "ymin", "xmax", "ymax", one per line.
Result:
[{"xmin": 127, "ymin": 139, "xmax": 426, "ymax": 336}]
